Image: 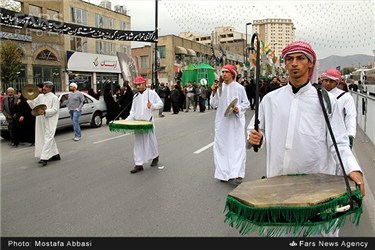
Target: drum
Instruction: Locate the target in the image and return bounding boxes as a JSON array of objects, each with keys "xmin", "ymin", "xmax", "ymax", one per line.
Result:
[
  {"xmin": 224, "ymin": 173, "xmax": 363, "ymax": 236},
  {"xmin": 108, "ymin": 120, "xmax": 153, "ymax": 134}
]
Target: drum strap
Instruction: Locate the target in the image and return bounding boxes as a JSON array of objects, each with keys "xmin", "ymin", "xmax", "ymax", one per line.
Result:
[
  {"xmin": 113, "ymin": 92, "xmax": 139, "ymax": 121},
  {"xmin": 313, "ymin": 83, "xmax": 357, "ymax": 209},
  {"xmin": 337, "ymin": 91, "xmax": 347, "ymax": 100}
]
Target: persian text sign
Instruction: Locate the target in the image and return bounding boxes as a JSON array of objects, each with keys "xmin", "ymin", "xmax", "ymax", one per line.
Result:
[{"xmin": 0, "ymin": 7, "xmax": 157, "ymax": 42}]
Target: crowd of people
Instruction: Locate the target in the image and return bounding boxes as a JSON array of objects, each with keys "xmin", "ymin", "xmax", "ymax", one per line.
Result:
[{"xmin": 1, "ymin": 39, "xmax": 365, "ymax": 237}]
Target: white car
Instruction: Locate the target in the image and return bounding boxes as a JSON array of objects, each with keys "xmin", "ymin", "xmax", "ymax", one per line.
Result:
[
  {"xmin": 0, "ymin": 92, "xmax": 107, "ymax": 140},
  {"xmin": 56, "ymin": 91, "xmax": 107, "ymax": 129},
  {"xmin": 0, "ymin": 111, "xmax": 9, "ymax": 139}
]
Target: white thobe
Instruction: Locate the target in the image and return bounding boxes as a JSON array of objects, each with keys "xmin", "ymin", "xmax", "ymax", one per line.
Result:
[
  {"xmin": 247, "ymin": 83, "xmax": 362, "ymax": 178},
  {"xmin": 27, "ymin": 92, "xmax": 60, "ymax": 160},
  {"xmin": 126, "ymin": 89, "xmax": 163, "ymax": 165},
  {"xmin": 210, "ymin": 81, "xmax": 250, "ymax": 181},
  {"xmin": 330, "ymin": 87, "xmax": 357, "ymax": 138},
  {"xmin": 247, "ymin": 83, "xmax": 362, "ymax": 237}
]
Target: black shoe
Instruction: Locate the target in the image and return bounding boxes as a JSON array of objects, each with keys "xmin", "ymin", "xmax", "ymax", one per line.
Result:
[
  {"xmin": 150, "ymin": 156, "xmax": 159, "ymax": 167},
  {"xmin": 50, "ymin": 154, "xmax": 61, "ymax": 161},
  {"xmin": 38, "ymin": 160, "xmax": 48, "ymax": 167},
  {"xmin": 130, "ymin": 165, "xmax": 144, "ymax": 174},
  {"xmin": 233, "ymin": 177, "xmax": 243, "ymax": 185}
]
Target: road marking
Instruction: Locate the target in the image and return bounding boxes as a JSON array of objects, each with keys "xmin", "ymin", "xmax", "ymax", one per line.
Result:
[
  {"xmin": 194, "ymin": 142, "xmax": 214, "ymax": 154},
  {"xmin": 93, "ymin": 134, "xmax": 129, "ymax": 144}
]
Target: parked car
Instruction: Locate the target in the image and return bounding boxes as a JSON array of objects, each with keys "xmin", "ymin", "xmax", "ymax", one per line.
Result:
[
  {"xmin": 56, "ymin": 91, "xmax": 107, "ymax": 129},
  {"xmin": 0, "ymin": 111, "xmax": 10, "ymax": 139},
  {"xmin": 0, "ymin": 92, "xmax": 107, "ymax": 140}
]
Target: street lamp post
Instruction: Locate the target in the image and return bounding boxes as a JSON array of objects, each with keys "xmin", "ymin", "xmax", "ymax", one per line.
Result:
[
  {"xmin": 272, "ymin": 43, "xmax": 278, "ymax": 76},
  {"xmin": 245, "ymin": 22, "xmax": 252, "ymax": 80}
]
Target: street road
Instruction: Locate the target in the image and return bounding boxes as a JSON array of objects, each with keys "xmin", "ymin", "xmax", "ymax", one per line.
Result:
[{"xmin": 1, "ymin": 108, "xmax": 374, "ymax": 238}]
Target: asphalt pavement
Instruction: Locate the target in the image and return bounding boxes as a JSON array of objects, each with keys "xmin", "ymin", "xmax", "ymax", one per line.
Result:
[{"xmin": 1, "ymin": 107, "xmax": 374, "ymax": 240}]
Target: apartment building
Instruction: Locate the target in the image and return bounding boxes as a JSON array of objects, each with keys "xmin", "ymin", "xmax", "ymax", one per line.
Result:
[
  {"xmin": 180, "ymin": 26, "xmax": 248, "ymax": 62},
  {"xmin": 1, "ymin": 0, "xmax": 131, "ymax": 93},
  {"xmin": 252, "ymin": 18, "xmax": 295, "ymax": 59},
  {"xmin": 132, "ymin": 34, "xmax": 248, "ymax": 87}
]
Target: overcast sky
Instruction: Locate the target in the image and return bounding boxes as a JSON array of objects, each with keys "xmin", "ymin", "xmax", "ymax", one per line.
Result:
[{"xmin": 90, "ymin": 0, "xmax": 375, "ymax": 59}]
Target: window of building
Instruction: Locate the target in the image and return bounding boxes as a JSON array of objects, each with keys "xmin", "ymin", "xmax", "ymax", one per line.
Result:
[
  {"xmin": 36, "ymin": 49, "xmax": 58, "ymax": 61},
  {"xmin": 119, "ymin": 45, "xmax": 129, "ymax": 53},
  {"xmin": 96, "ymin": 15, "xmax": 104, "ymax": 28},
  {"xmin": 95, "ymin": 41, "xmax": 116, "ymax": 55},
  {"xmin": 29, "ymin": 5, "xmax": 41, "ymax": 17},
  {"xmin": 120, "ymin": 21, "xmax": 130, "ymax": 30},
  {"xmin": 70, "ymin": 37, "xmax": 88, "ymax": 52},
  {"xmin": 140, "ymin": 55, "xmax": 149, "ymax": 69},
  {"xmin": 175, "ymin": 54, "xmax": 182, "ymax": 64},
  {"xmin": 71, "ymin": 7, "xmax": 87, "ymax": 25},
  {"xmin": 157, "ymin": 46, "xmax": 166, "ymax": 59},
  {"xmin": 47, "ymin": 9, "xmax": 60, "ymax": 21},
  {"xmin": 95, "ymin": 14, "xmax": 115, "ymax": 29},
  {"xmin": 33, "ymin": 65, "xmax": 62, "ymax": 90},
  {"xmin": 108, "ymin": 18, "xmax": 114, "ymax": 29}
]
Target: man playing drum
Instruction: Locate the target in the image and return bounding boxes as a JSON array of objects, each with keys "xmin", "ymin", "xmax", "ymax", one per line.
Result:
[
  {"xmin": 247, "ymin": 41, "xmax": 365, "ymax": 237},
  {"xmin": 127, "ymin": 76, "xmax": 164, "ymax": 174}
]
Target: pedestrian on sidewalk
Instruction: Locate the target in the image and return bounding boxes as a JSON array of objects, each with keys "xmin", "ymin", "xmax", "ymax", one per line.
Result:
[{"xmin": 67, "ymin": 82, "xmax": 84, "ymax": 141}]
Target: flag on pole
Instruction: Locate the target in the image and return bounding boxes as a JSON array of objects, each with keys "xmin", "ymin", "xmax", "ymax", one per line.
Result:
[{"xmin": 117, "ymin": 52, "xmax": 139, "ymax": 84}]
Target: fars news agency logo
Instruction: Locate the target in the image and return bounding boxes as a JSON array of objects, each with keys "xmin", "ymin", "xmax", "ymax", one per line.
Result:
[{"xmin": 290, "ymin": 241, "xmax": 298, "ymax": 247}]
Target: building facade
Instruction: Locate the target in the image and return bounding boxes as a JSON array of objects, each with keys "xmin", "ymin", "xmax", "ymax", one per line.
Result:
[
  {"xmin": 180, "ymin": 26, "xmax": 249, "ymax": 61},
  {"xmin": 131, "ymin": 34, "xmax": 246, "ymax": 87},
  {"xmin": 1, "ymin": 0, "xmax": 131, "ymax": 94},
  {"xmin": 252, "ymin": 18, "xmax": 295, "ymax": 59}
]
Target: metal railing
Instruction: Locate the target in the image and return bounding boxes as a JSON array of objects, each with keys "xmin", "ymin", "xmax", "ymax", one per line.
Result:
[{"xmin": 350, "ymin": 90, "xmax": 375, "ymax": 146}]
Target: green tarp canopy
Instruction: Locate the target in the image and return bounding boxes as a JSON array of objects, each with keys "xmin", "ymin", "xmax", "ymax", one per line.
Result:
[
  {"xmin": 181, "ymin": 63, "xmax": 216, "ymax": 87},
  {"xmin": 195, "ymin": 63, "xmax": 215, "ymax": 87},
  {"xmin": 181, "ymin": 64, "xmax": 197, "ymax": 87}
]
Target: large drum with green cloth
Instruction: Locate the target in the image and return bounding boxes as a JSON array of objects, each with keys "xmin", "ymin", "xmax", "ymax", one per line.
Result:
[
  {"xmin": 109, "ymin": 120, "xmax": 153, "ymax": 134},
  {"xmin": 224, "ymin": 173, "xmax": 363, "ymax": 237}
]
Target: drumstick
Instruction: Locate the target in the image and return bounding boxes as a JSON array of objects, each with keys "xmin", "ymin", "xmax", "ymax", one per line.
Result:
[{"xmin": 251, "ymin": 33, "xmax": 261, "ymax": 153}]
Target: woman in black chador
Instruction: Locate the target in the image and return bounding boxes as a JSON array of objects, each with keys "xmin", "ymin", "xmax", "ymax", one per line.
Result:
[
  {"xmin": 103, "ymin": 80, "xmax": 120, "ymax": 125},
  {"xmin": 118, "ymin": 84, "xmax": 134, "ymax": 119},
  {"xmin": 15, "ymin": 93, "xmax": 35, "ymax": 145}
]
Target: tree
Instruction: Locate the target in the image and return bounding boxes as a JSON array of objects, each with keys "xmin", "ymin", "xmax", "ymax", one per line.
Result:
[
  {"xmin": 342, "ymin": 67, "xmax": 357, "ymax": 75},
  {"xmin": 0, "ymin": 40, "xmax": 23, "ymax": 88},
  {"xmin": 0, "ymin": 0, "xmax": 21, "ymax": 11}
]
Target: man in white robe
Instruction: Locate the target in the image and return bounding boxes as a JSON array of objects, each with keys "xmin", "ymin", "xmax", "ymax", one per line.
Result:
[
  {"xmin": 27, "ymin": 81, "xmax": 60, "ymax": 167},
  {"xmin": 126, "ymin": 76, "xmax": 163, "ymax": 174},
  {"xmin": 320, "ymin": 68, "xmax": 357, "ymax": 151},
  {"xmin": 211, "ymin": 64, "xmax": 250, "ymax": 184},
  {"xmin": 247, "ymin": 41, "xmax": 365, "ymax": 237}
]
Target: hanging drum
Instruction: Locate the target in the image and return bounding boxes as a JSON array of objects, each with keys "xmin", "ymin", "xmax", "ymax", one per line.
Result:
[{"xmin": 224, "ymin": 173, "xmax": 363, "ymax": 237}]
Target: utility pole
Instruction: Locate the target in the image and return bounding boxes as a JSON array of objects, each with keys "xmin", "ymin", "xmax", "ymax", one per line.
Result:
[{"xmin": 154, "ymin": 0, "xmax": 159, "ymax": 91}]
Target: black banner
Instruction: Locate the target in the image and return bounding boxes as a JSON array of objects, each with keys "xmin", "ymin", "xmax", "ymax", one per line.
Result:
[{"xmin": 0, "ymin": 7, "xmax": 157, "ymax": 42}]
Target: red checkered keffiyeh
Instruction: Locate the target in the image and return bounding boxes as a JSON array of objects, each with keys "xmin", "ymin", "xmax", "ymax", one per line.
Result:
[
  {"xmin": 281, "ymin": 41, "xmax": 318, "ymax": 83},
  {"xmin": 320, "ymin": 68, "xmax": 342, "ymax": 84}
]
